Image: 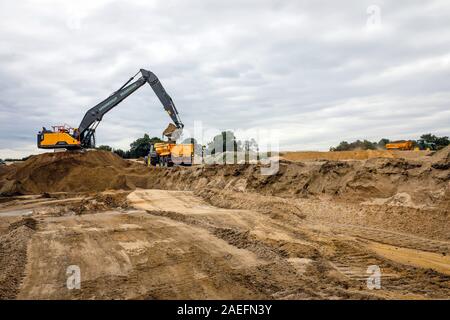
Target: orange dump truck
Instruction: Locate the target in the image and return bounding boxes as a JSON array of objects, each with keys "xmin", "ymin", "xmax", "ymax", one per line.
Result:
[
  {"xmin": 385, "ymin": 141, "xmax": 414, "ymax": 151},
  {"xmin": 146, "ymin": 142, "xmax": 194, "ymax": 167}
]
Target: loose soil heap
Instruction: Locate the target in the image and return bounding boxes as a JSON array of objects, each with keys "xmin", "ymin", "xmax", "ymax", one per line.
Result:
[
  {"xmin": 431, "ymin": 145, "xmax": 450, "ymax": 170},
  {"xmin": 0, "ymin": 151, "xmax": 132, "ymax": 195}
]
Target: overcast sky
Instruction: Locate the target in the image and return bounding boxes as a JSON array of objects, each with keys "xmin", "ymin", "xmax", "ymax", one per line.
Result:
[{"xmin": 0, "ymin": 0, "xmax": 449, "ymax": 158}]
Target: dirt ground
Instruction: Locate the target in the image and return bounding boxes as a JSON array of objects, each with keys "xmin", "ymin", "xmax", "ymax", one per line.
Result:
[{"xmin": 0, "ymin": 148, "xmax": 448, "ymax": 299}]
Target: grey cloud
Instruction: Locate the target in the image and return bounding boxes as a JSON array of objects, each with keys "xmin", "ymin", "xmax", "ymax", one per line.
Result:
[{"xmin": 0, "ymin": 0, "xmax": 449, "ymax": 158}]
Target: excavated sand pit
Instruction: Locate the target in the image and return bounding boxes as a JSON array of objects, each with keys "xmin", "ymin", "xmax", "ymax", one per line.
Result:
[{"xmin": 0, "ymin": 148, "xmax": 448, "ymax": 299}]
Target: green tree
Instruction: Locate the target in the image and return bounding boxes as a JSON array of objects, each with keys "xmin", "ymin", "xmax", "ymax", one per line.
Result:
[
  {"xmin": 330, "ymin": 139, "xmax": 378, "ymax": 151},
  {"xmin": 420, "ymin": 134, "xmax": 450, "ymax": 150},
  {"xmin": 243, "ymin": 138, "xmax": 258, "ymax": 152},
  {"xmin": 129, "ymin": 134, "xmax": 163, "ymax": 158},
  {"xmin": 97, "ymin": 145, "xmax": 112, "ymax": 151},
  {"xmin": 378, "ymin": 138, "xmax": 390, "ymax": 149},
  {"xmin": 206, "ymin": 131, "xmax": 241, "ymax": 155},
  {"xmin": 330, "ymin": 141, "xmax": 349, "ymax": 151},
  {"xmin": 113, "ymin": 149, "xmax": 126, "ymax": 158}
]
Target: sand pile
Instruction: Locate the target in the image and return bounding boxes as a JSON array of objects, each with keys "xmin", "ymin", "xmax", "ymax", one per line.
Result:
[
  {"xmin": 0, "ymin": 165, "xmax": 10, "ymax": 176},
  {"xmin": 431, "ymin": 146, "xmax": 450, "ymax": 170},
  {"xmin": 0, "ymin": 150, "xmax": 133, "ymax": 195},
  {"xmin": 432, "ymin": 145, "xmax": 450, "ymax": 161}
]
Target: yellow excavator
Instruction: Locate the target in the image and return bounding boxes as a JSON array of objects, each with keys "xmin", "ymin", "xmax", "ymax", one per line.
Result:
[
  {"xmin": 37, "ymin": 69, "xmax": 184, "ymax": 149},
  {"xmin": 37, "ymin": 68, "xmax": 193, "ymax": 165}
]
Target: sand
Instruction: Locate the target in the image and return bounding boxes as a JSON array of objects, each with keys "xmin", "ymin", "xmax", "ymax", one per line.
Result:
[
  {"xmin": 0, "ymin": 149, "xmax": 448, "ymax": 299},
  {"xmin": 279, "ymin": 150, "xmax": 435, "ymax": 162},
  {"xmin": 1, "ymin": 149, "xmax": 449, "ymax": 206}
]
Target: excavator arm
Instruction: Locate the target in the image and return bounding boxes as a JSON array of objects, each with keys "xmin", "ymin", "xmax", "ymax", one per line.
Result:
[
  {"xmin": 140, "ymin": 69, "xmax": 183, "ymax": 130},
  {"xmin": 37, "ymin": 69, "xmax": 183, "ymax": 149}
]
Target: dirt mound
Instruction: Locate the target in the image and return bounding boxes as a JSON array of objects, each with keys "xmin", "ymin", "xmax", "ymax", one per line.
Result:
[
  {"xmin": 0, "ymin": 217, "xmax": 37, "ymax": 299},
  {"xmin": 0, "ymin": 165, "xmax": 11, "ymax": 176},
  {"xmin": 431, "ymin": 146, "xmax": 450, "ymax": 170},
  {"xmin": 0, "ymin": 151, "xmax": 133, "ymax": 195},
  {"xmin": 432, "ymin": 145, "xmax": 450, "ymax": 162}
]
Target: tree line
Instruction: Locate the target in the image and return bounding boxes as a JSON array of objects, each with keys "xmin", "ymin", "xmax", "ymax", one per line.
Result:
[
  {"xmin": 1, "ymin": 132, "xmax": 448, "ymax": 163},
  {"xmin": 330, "ymin": 134, "xmax": 450, "ymax": 151},
  {"xmin": 97, "ymin": 134, "xmax": 163, "ymax": 159}
]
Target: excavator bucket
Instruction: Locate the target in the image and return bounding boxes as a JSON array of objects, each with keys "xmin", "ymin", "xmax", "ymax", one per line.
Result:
[{"xmin": 163, "ymin": 123, "xmax": 182, "ymax": 141}]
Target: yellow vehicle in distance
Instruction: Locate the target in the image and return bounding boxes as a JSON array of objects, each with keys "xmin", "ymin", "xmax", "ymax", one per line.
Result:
[
  {"xmin": 146, "ymin": 142, "xmax": 194, "ymax": 166},
  {"xmin": 144, "ymin": 123, "xmax": 194, "ymax": 166},
  {"xmin": 385, "ymin": 140, "xmax": 414, "ymax": 151},
  {"xmin": 385, "ymin": 140, "xmax": 437, "ymax": 151}
]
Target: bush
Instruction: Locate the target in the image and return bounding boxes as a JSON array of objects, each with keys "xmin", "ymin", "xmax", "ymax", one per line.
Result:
[
  {"xmin": 330, "ymin": 139, "xmax": 378, "ymax": 151},
  {"xmin": 97, "ymin": 145, "xmax": 112, "ymax": 151},
  {"xmin": 420, "ymin": 134, "xmax": 449, "ymax": 150},
  {"xmin": 129, "ymin": 134, "xmax": 163, "ymax": 158}
]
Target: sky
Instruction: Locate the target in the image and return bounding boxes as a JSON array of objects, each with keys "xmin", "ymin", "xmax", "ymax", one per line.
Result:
[{"xmin": 0, "ymin": 0, "xmax": 449, "ymax": 158}]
